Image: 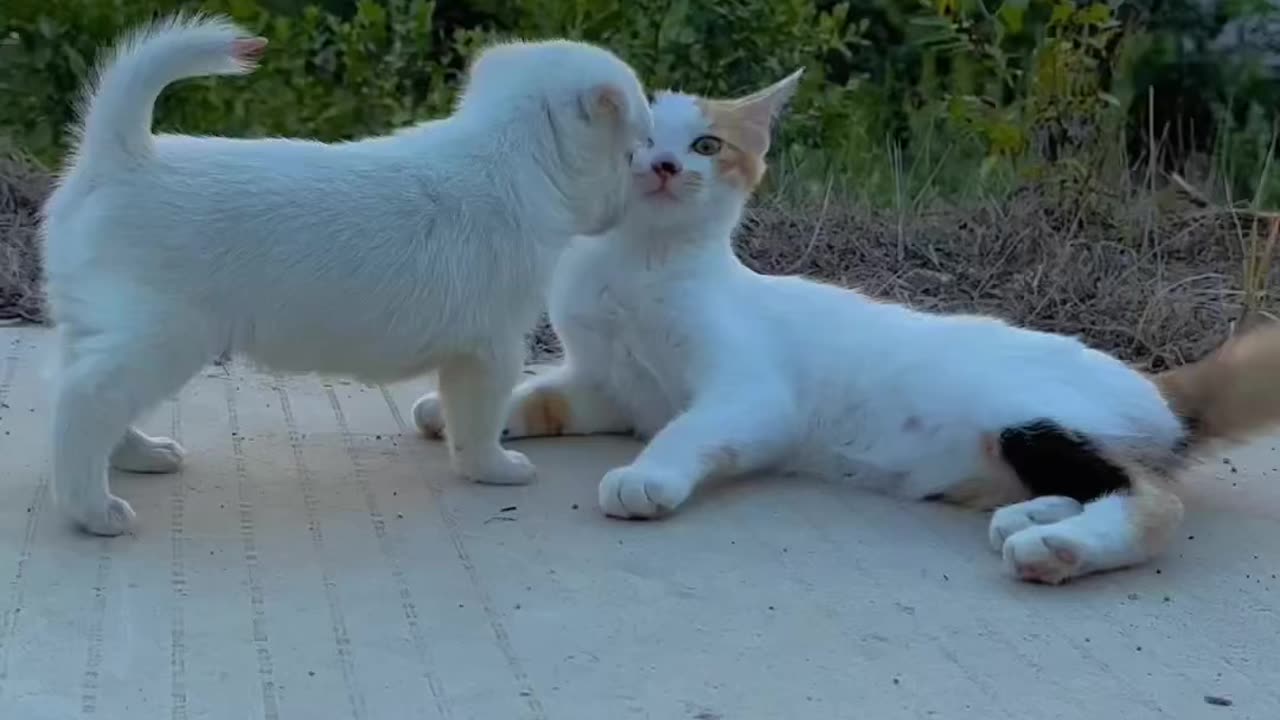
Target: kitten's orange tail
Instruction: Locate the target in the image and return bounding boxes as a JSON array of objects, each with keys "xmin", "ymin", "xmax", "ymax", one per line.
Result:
[{"xmin": 1152, "ymin": 322, "xmax": 1280, "ymax": 451}]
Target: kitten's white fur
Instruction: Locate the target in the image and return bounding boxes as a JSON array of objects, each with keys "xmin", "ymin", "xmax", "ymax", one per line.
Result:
[
  {"xmin": 413, "ymin": 75, "xmax": 1210, "ymax": 584},
  {"xmin": 42, "ymin": 14, "xmax": 652, "ymax": 535}
]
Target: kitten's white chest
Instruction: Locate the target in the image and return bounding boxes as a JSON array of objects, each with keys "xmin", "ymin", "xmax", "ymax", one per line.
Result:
[{"xmin": 555, "ymin": 259, "xmax": 697, "ymax": 436}]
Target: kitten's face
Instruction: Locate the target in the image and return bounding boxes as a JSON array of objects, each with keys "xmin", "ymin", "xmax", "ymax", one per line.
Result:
[{"xmin": 626, "ymin": 70, "xmax": 802, "ymax": 221}]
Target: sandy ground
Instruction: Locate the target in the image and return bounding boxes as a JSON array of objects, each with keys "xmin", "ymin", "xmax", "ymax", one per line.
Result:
[{"xmin": 0, "ymin": 326, "xmax": 1277, "ymax": 720}]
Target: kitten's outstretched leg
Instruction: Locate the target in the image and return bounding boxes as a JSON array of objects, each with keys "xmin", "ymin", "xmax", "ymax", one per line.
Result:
[
  {"xmin": 599, "ymin": 387, "xmax": 800, "ymax": 519},
  {"xmin": 997, "ymin": 472, "xmax": 1183, "ymax": 584},
  {"xmin": 413, "ymin": 364, "xmax": 630, "ymax": 440},
  {"xmin": 435, "ymin": 341, "xmax": 536, "ymax": 485}
]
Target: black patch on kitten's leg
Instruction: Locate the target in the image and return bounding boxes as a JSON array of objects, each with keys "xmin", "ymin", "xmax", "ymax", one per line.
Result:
[
  {"xmin": 1170, "ymin": 414, "xmax": 1199, "ymax": 456},
  {"xmin": 998, "ymin": 419, "xmax": 1130, "ymax": 502}
]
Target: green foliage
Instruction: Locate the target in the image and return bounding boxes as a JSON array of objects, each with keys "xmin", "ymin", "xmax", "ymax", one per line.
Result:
[
  {"xmin": 0, "ymin": 0, "xmax": 469, "ymax": 161},
  {"xmin": 1, "ymin": 0, "xmax": 1277, "ymax": 207}
]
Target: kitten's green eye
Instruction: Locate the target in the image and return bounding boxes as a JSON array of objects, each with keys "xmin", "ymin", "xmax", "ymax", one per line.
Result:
[{"xmin": 690, "ymin": 136, "xmax": 723, "ymax": 156}]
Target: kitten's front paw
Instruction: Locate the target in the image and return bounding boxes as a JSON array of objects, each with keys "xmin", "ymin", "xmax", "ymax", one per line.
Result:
[
  {"xmin": 598, "ymin": 465, "xmax": 693, "ymax": 519},
  {"xmin": 66, "ymin": 494, "xmax": 137, "ymax": 537},
  {"xmin": 456, "ymin": 449, "xmax": 537, "ymax": 486},
  {"xmin": 110, "ymin": 434, "xmax": 185, "ymax": 473},
  {"xmin": 1001, "ymin": 525, "xmax": 1087, "ymax": 585},
  {"xmin": 411, "ymin": 392, "xmax": 445, "ymax": 439},
  {"xmin": 988, "ymin": 496, "xmax": 1083, "ymax": 551}
]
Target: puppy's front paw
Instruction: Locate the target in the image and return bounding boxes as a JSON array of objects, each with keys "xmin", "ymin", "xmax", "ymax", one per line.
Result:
[
  {"xmin": 1002, "ymin": 525, "xmax": 1087, "ymax": 585},
  {"xmin": 411, "ymin": 392, "xmax": 446, "ymax": 439},
  {"xmin": 598, "ymin": 465, "xmax": 692, "ymax": 519},
  {"xmin": 457, "ymin": 449, "xmax": 536, "ymax": 486}
]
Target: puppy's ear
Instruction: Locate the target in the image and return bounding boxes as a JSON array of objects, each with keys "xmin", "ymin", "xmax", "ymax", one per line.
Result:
[{"xmin": 579, "ymin": 83, "xmax": 626, "ymax": 125}]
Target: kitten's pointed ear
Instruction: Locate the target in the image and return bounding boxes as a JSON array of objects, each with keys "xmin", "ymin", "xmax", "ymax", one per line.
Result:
[
  {"xmin": 733, "ymin": 68, "xmax": 805, "ymax": 129},
  {"xmin": 580, "ymin": 83, "xmax": 626, "ymax": 125}
]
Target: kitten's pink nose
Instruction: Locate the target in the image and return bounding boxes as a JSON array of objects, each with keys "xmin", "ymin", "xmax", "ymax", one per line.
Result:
[{"xmin": 651, "ymin": 153, "xmax": 682, "ymax": 178}]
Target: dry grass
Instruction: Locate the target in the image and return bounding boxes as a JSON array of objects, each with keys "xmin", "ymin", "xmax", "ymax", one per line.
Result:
[
  {"xmin": 733, "ymin": 184, "xmax": 1274, "ymax": 370},
  {"xmin": 532, "ymin": 181, "xmax": 1275, "ymax": 368},
  {"xmin": 0, "ymin": 149, "xmax": 49, "ymax": 324},
  {"xmin": 2, "ymin": 155, "xmax": 1271, "ymax": 368}
]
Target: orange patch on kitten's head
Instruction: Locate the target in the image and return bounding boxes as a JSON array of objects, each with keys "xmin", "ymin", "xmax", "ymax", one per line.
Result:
[{"xmin": 694, "ymin": 69, "xmax": 804, "ymax": 191}]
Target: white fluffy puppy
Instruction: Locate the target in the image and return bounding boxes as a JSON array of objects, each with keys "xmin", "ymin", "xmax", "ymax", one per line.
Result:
[{"xmin": 41, "ymin": 14, "xmax": 652, "ymax": 535}]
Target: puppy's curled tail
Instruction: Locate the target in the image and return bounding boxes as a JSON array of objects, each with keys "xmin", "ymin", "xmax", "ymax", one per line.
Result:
[
  {"xmin": 1152, "ymin": 322, "xmax": 1280, "ymax": 452},
  {"xmin": 73, "ymin": 14, "xmax": 266, "ymax": 173}
]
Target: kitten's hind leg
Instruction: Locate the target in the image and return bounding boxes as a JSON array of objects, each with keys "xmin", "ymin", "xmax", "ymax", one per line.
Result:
[
  {"xmin": 435, "ymin": 341, "xmax": 536, "ymax": 485},
  {"xmin": 988, "ymin": 496, "xmax": 1083, "ymax": 551},
  {"xmin": 599, "ymin": 385, "xmax": 799, "ymax": 519},
  {"xmin": 999, "ymin": 471, "xmax": 1183, "ymax": 584},
  {"xmin": 413, "ymin": 364, "xmax": 630, "ymax": 441},
  {"xmin": 984, "ymin": 418, "xmax": 1182, "ymax": 583},
  {"xmin": 506, "ymin": 367, "xmax": 631, "ymax": 439}
]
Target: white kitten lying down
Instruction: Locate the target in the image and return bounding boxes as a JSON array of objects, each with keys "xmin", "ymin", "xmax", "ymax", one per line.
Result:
[
  {"xmin": 41, "ymin": 14, "xmax": 652, "ymax": 535},
  {"xmin": 415, "ymin": 70, "xmax": 1280, "ymax": 585}
]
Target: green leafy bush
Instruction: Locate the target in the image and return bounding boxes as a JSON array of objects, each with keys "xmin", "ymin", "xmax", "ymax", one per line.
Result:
[
  {"xmin": 0, "ymin": 0, "xmax": 468, "ymax": 160},
  {"xmin": 0, "ymin": 0, "xmax": 864, "ymax": 166},
  {"xmin": 1, "ymin": 0, "xmax": 1277, "ymax": 206}
]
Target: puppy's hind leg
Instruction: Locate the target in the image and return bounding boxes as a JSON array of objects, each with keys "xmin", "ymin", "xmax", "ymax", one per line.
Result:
[
  {"xmin": 54, "ymin": 332, "xmax": 207, "ymax": 535},
  {"xmin": 436, "ymin": 338, "xmax": 536, "ymax": 485},
  {"xmin": 110, "ymin": 426, "xmax": 185, "ymax": 473}
]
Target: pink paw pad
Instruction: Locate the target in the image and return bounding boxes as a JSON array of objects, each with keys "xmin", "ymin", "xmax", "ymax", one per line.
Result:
[{"xmin": 1007, "ymin": 534, "xmax": 1083, "ymax": 585}]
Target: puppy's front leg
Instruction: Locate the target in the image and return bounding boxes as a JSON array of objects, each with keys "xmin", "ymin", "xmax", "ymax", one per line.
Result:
[{"xmin": 436, "ymin": 340, "xmax": 536, "ymax": 485}]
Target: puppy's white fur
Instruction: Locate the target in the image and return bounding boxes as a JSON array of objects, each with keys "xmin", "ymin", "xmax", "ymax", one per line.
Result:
[{"xmin": 42, "ymin": 14, "xmax": 652, "ymax": 535}]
